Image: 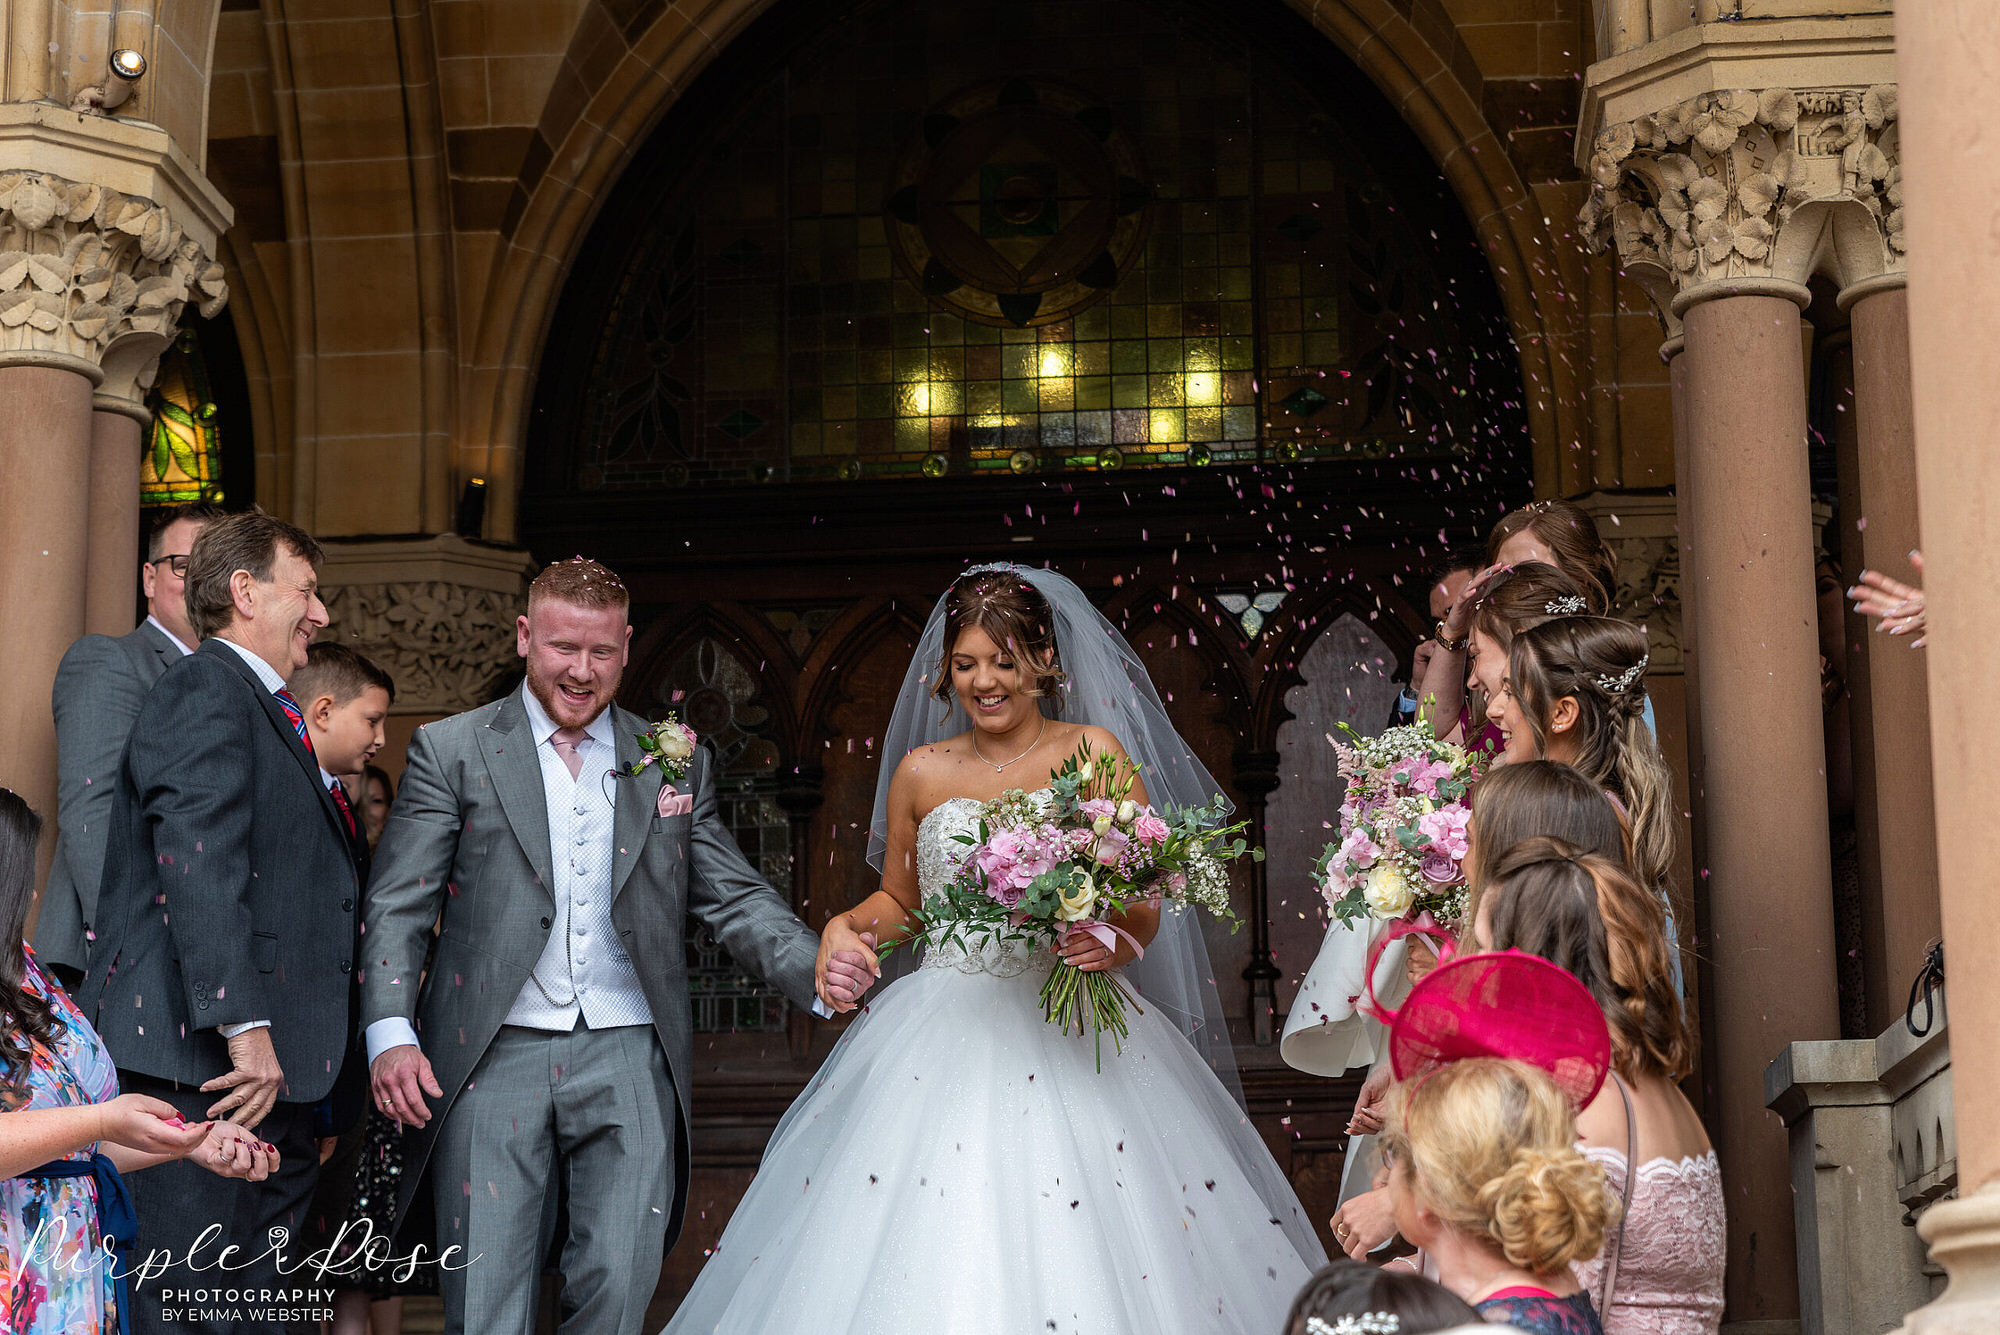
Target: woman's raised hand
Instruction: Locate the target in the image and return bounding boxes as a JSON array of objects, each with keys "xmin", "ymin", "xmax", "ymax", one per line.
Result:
[
  {"xmin": 1438, "ymin": 563, "xmax": 1504, "ymax": 643},
  {"xmin": 1850, "ymin": 551, "xmax": 1927, "ymax": 647}
]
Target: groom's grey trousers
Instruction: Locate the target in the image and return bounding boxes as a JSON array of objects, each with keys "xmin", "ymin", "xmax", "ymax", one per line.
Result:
[{"xmin": 435, "ymin": 1023, "xmax": 675, "ymax": 1335}]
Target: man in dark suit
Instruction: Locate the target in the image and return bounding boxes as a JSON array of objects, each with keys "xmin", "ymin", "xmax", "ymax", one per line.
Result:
[
  {"xmin": 36, "ymin": 500, "xmax": 224, "ymax": 986},
  {"xmin": 82, "ymin": 510, "xmax": 359, "ymax": 1335}
]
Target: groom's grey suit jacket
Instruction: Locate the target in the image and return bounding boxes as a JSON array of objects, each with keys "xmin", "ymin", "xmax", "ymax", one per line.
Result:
[{"xmin": 360, "ymin": 687, "xmax": 821, "ymax": 1244}]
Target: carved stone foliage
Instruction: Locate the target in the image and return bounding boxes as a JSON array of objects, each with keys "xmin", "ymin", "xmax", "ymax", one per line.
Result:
[
  {"xmin": 1606, "ymin": 532, "xmax": 1682, "ymax": 673},
  {"xmin": 1580, "ymin": 85, "xmax": 1900, "ymax": 307},
  {"xmin": 322, "ymin": 582, "xmax": 525, "ymax": 714},
  {"xmin": 0, "ymin": 170, "xmax": 226, "ymax": 366}
]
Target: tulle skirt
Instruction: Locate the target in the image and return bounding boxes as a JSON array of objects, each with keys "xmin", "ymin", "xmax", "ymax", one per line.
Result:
[{"xmin": 661, "ymin": 946, "xmax": 1327, "ymax": 1334}]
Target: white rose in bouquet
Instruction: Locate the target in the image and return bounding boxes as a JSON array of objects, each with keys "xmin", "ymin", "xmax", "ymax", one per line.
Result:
[
  {"xmin": 655, "ymin": 725, "xmax": 694, "ymax": 761},
  {"xmin": 1363, "ymin": 862, "xmax": 1416, "ymax": 917},
  {"xmin": 1057, "ymin": 873, "xmax": 1100, "ymax": 922}
]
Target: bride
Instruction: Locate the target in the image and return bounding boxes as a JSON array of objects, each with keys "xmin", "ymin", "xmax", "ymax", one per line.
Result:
[{"xmin": 661, "ymin": 564, "xmax": 1327, "ymax": 1334}]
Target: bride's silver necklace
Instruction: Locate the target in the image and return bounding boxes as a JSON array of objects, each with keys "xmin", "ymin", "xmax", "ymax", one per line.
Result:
[{"xmin": 972, "ymin": 715, "xmax": 1047, "ymax": 773}]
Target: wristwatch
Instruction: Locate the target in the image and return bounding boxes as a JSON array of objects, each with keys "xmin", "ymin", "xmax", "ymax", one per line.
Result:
[{"xmin": 1434, "ymin": 619, "xmax": 1470, "ymax": 653}]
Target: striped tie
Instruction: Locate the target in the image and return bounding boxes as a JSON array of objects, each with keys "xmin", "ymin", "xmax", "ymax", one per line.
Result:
[{"xmin": 274, "ymin": 688, "xmax": 316, "ymax": 759}]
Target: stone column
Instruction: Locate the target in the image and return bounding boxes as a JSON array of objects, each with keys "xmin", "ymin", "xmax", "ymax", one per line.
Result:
[
  {"xmin": 1681, "ymin": 287, "xmax": 1842, "ymax": 1320},
  {"xmin": 83, "ymin": 398, "xmax": 149, "ymax": 636},
  {"xmin": 0, "ymin": 103, "xmax": 231, "ymax": 860},
  {"xmin": 1836, "ymin": 278, "xmax": 1941, "ymax": 1028},
  {"xmin": 0, "ymin": 362, "xmax": 100, "ymax": 848},
  {"xmin": 1897, "ymin": 3, "xmax": 2000, "ymax": 1327}
]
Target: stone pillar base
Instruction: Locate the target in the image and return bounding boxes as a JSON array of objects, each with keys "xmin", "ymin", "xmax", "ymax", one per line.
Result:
[{"xmin": 1902, "ymin": 1187, "xmax": 2000, "ymax": 1334}]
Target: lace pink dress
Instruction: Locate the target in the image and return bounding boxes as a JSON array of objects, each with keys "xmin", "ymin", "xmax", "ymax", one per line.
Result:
[{"xmin": 1573, "ymin": 1147, "xmax": 1725, "ymax": 1335}]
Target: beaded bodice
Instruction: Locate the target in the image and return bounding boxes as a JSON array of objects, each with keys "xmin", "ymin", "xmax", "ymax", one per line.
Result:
[{"xmin": 913, "ymin": 796, "xmax": 1054, "ymax": 978}]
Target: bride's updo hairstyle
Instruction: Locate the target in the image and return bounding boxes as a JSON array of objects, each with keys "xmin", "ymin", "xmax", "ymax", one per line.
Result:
[
  {"xmin": 1486, "ymin": 836, "xmax": 1693, "ymax": 1082},
  {"xmin": 1382, "ymin": 1057, "xmax": 1613, "ymax": 1275},
  {"xmin": 1506, "ymin": 616, "xmax": 1678, "ymax": 915},
  {"xmin": 930, "ymin": 567, "xmax": 1066, "ymax": 706}
]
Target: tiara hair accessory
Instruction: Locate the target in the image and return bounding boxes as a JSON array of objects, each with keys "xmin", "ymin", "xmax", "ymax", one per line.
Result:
[
  {"xmin": 1594, "ymin": 653, "xmax": 1649, "ymax": 694},
  {"xmin": 1544, "ymin": 595, "xmax": 1587, "ymax": 615},
  {"xmin": 1306, "ymin": 1315, "xmax": 1400, "ymax": 1335}
]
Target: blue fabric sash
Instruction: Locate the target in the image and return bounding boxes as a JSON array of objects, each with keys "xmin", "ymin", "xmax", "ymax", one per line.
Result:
[{"xmin": 19, "ymin": 1151, "xmax": 136, "ymax": 1335}]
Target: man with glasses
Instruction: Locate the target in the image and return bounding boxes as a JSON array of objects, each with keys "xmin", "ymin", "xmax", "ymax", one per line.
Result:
[{"xmin": 36, "ymin": 500, "xmax": 225, "ymax": 987}]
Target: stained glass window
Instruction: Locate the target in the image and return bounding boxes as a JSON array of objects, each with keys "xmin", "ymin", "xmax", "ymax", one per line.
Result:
[
  {"xmin": 653, "ymin": 636, "xmax": 790, "ymax": 1032},
  {"xmin": 141, "ymin": 326, "xmax": 224, "ymax": 506},
  {"xmin": 547, "ymin": 0, "xmax": 1520, "ymax": 489}
]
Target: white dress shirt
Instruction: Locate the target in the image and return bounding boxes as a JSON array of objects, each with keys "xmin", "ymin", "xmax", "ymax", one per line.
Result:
[
  {"xmin": 500, "ymin": 687, "xmax": 655, "ymax": 1032},
  {"xmin": 210, "ymin": 635, "xmax": 291, "ymax": 1038},
  {"xmin": 147, "ymin": 614, "xmax": 194, "ymax": 656}
]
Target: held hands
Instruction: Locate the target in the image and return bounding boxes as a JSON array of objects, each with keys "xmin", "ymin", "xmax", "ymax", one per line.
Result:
[
  {"xmin": 200, "ymin": 1027, "xmax": 285, "ymax": 1130},
  {"xmin": 816, "ymin": 916, "xmax": 879, "ymax": 1013},
  {"xmin": 1850, "ymin": 551, "xmax": 1927, "ymax": 647},
  {"xmin": 371, "ymin": 1044, "xmax": 444, "ymax": 1129}
]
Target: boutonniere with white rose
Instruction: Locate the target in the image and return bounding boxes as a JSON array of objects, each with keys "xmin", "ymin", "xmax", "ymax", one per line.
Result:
[{"xmin": 627, "ymin": 715, "xmax": 698, "ymax": 782}]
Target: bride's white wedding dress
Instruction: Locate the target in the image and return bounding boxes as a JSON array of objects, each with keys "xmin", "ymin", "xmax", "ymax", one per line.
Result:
[{"xmin": 662, "ymin": 796, "xmax": 1328, "ymax": 1334}]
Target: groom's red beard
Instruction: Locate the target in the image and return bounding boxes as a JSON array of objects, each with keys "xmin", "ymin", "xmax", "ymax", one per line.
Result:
[{"xmin": 527, "ymin": 664, "xmax": 622, "ymax": 730}]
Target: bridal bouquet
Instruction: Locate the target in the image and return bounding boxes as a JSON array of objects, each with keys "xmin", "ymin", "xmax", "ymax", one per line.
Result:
[
  {"xmin": 921, "ymin": 741, "xmax": 1257, "ymax": 1068},
  {"xmin": 1314, "ymin": 722, "xmax": 1482, "ymax": 926}
]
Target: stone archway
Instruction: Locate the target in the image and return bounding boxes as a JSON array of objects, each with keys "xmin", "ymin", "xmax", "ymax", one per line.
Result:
[{"xmin": 466, "ymin": 0, "xmax": 1571, "ymax": 540}]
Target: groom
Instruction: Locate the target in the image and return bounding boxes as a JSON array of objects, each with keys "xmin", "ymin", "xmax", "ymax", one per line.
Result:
[{"xmin": 363, "ymin": 557, "xmax": 873, "ymax": 1334}]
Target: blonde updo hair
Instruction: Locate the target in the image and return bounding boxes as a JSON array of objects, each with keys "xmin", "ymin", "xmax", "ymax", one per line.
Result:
[{"xmin": 1382, "ymin": 1058, "xmax": 1615, "ymax": 1275}]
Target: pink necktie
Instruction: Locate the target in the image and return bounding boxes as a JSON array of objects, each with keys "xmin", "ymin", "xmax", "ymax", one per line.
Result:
[{"xmin": 551, "ymin": 727, "xmax": 589, "ymax": 780}]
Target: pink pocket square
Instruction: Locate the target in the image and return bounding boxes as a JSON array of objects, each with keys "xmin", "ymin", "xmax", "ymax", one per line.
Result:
[{"xmin": 656, "ymin": 785, "xmax": 694, "ymax": 818}]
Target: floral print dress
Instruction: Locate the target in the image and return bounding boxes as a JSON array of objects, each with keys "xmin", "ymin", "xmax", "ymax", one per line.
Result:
[{"xmin": 1, "ymin": 945, "xmax": 121, "ymax": 1335}]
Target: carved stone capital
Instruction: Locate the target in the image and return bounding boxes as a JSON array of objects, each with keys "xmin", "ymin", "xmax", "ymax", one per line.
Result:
[
  {"xmin": 1580, "ymin": 83, "xmax": 1901, "ymax": 320},
  {"xmin": 0, "ymin": 168, "xmax": 227, "ymax": 398},
  {"xmin": 316, "ymin": 536, "xmax": 539, "ymax": 716},
  {"xmin": 0, "ymin": 104, "xmax": 233, "ymax": 398}
]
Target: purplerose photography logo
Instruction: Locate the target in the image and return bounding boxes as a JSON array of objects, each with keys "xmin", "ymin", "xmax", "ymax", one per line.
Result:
[{"xmin": 22, "ymin": 1215, "xmax": 478, "ymax": 1325}]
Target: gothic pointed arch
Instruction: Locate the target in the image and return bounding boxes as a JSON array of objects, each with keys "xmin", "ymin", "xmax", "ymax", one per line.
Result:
[{"xmin": 476, "ymin": 0, "xmax": 1557, "ymax": 540}]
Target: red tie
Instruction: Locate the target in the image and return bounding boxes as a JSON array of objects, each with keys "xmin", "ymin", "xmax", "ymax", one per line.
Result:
[
  {"xmin": 328, "ymin": 780, "xmax": 357, "ymax": 838},
  {"xmin": 275, "ymin": 688, "xmax": 316, "ymax": 759}
]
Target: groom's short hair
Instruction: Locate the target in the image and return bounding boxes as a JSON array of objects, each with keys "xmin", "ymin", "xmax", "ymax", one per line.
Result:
[{"xmin": 529, "ymin": 556, "xmax": 629, "ymax": 614}]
